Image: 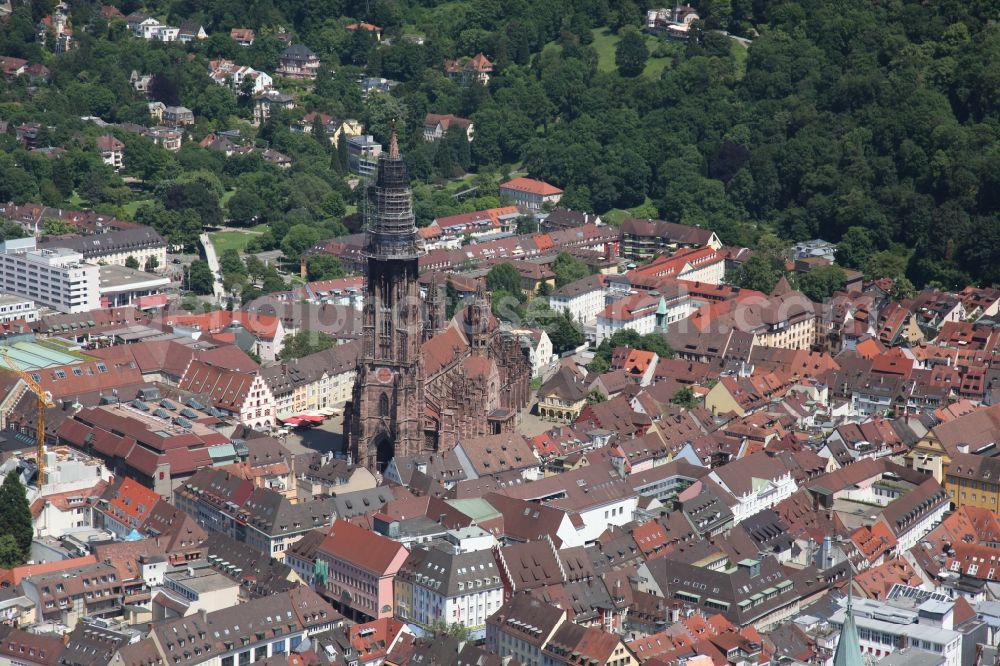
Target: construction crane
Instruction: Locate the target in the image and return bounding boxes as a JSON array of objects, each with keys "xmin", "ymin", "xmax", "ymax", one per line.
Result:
[{"xmin": 0, "ymin": 349, "xmax": 55, "ymax": 486}]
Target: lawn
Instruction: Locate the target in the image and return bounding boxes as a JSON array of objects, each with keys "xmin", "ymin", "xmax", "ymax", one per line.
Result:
[
  {"xmin": 731, "ymin": 39, "xmax": 748, "ymax": 80},
  {"xmin": 589, "ymin": 28, "xmax": 673, "ymax": 78},
  {"xmin": 603, "ymin": 197, "xmax": 658, "ymax": 226},
  {"xmin": 209, "ymin": 223, "xmax": 269, "ymax": 255},
  {"xmin": 122, "ymin": 198, "xmax": 153, "ymax": 216}
]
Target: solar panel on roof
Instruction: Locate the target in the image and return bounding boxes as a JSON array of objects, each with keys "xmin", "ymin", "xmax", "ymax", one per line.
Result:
[
  {"xmin": 160, "ymin": 399, "xmax": 177, "ymax": 410},
  {"xmin": 153, "ymin": 408, "xmax": 170, "ymax": 419}
]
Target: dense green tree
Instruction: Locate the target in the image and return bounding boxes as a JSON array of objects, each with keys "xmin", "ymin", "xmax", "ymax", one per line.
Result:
[
  {"xmin": 121, "ymin": 134, "xmax": 176, "ymax": 181},
  {"xmin": 729, "ymin": 256, "xmax": 782, "ymax": 293},
  {"xmin": 836, "ymin": 227, "xmax": 875, "ymax": 270},
  {"xmin": 245, "ymin": 255, "xmax": 267, "ymax": 282},
  {"xmin": 0, "ymin": 473, "xmax": 32, "ymax": 564},
  {"xmin": 219, "ymin": 248, "xmax": 247, "ymax": 280},
  {"xmin": 161, "ymin": 181, "xmax": 223, "ymax": 228},
  {"xmin": 552, "ymin": 252, "xmax": 590, "ymax": 288},
  {"xmin": 42, "ymin": 218, "xmax": 76, "ymax": 236},
  {"xmin": 279, "ymin": 331, "xmax": 335, "ymax": 360},
  {"xmin": 364, "ymin": 91, "xmax": 406, "ymax": 145},
  {"xmin": 306, "ymin": 255, "xmax": 345, "ymax": 281},
  {"xmin": 796, "ymin": 266, "xmax": 847, "ymax": 302},
  {"xmin": 280, "ymin": 224, "xmax": 323, "ymax": 262},
  {"xmin": 615, "ymin": 28, "xmax": 649, "ymax": 77},
  {"xmin": 135, "ymin": 203, "xmax": 202, "ymax": 251},
  {"xmin": 548, "ymin": 310, "xmax": 584, "ymax": 355},
  {"xmin": 0, "ymin": 222, "xmax": 27, "ymax": 241},
  {"xmin": 486, "ymin": 263, "xmax": 525, "ymax": 301},
  {"xmin": 125, "ymin": 255, "xmax": 140, "ymax": 269},
  {"xmin": 186, "ymin": 260, "xmax": 215, "ymax": 295},
  {"xmin": 145, "ymin": 256, "xmax": 160, "ymax": 273},
  {"xmin": 0, "ymin": 535, "xmax": 22, "ymax": 569},
  {"xmin": 671, "ymin": 386, "xmax": 697, "ymax": 409},
  {"xmin": 0, "ymin": 165, "xmax": 38, "ymax": 203}
]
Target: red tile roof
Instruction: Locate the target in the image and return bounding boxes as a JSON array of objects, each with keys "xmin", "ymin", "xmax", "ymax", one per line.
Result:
[
  {"xmin": 102, "ymin": 477, "xmax": 161, "ymax": 528},
  {"xmin": 0, "ymin": 555, "xmax": 98, "ymax": 586},
  {"xmin": 179, "ymin": 360, "xmax": 257, "ymax": 411},
  {"xmin": 318, "ymin": 519, "xmax": 407, "ymax": 576},
  {"xmin": 30, "ymin": 479, "xmax": 109, "ymax": 519},
  {"xmin": 501, "ymin": 177, "xmax": 563, "ymax": 197},
  {"xmin": 96, "ymin": 135, "xmax": 124, "ymax": 151},
  {"xmin": 433, "ymin": 206, "xmax": 518, "ymax": 232},
  {"xmin": 423, "ymin": 113, "xmax": 473, "ymax": 132},
  {"xmin": 34, "ymin": 359, "xmax": 144, "ymax": 400},
  {"xmin": 163, "ymin": 310, "xmax": 280, "ymax": 339},
  {"xmin": 348, "ymin": 618, "xmax": 406, "ymax": 662},
  {"xmin": 598, "ymin": 292, "xmax": 659, "ymax": 322},
  {"xmin": 345, "ymin": 22, "xmax": 382, "ymax": 33}
]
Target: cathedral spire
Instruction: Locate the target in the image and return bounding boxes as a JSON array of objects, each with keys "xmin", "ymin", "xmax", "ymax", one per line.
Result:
[
  {"xmin": 833, "ymin": 575, "xmax": 863, "ymax": 666},
  {"xmin": 466, "ymin": 281, "xmax": 492, "ymax": 353},
  {"xmin": 424, "ymin": 273, "xmax": 446, "ymax": 342},
  {"xmin": 364, "ymin": 126, "xmax": 418, "ymax": 260},
  {"xmin": 388, "ymin": 127, "xmax": 400, "ymax": 160}
]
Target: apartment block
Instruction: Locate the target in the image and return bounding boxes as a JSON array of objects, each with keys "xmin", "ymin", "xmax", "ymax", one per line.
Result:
[{"xmin": 0, "ymin": 238, "xmax": 100, "ymax": 313}]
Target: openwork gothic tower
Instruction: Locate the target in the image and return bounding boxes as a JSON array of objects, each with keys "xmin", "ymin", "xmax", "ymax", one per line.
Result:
[{"xmin": 346, "ymin": 133, "xmax": 425, "ymax": 473}]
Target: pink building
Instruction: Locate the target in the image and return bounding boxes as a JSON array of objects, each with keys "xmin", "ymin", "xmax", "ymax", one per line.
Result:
[{"xmin": 316, "ymin": 519, "xmax": 409, "ymax": 621}]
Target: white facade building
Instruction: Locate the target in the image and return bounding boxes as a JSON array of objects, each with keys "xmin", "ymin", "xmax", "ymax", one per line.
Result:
[
  {"xmin": 708, "ymin": 466, "xmax": 797, "ymax": 525},
  {"xmin": 595, "ymin": 293, "xmax": 659, "ymax": 346},
  {"xmin": 510, "ymin": 328, "xmax": 554, "ymax": 378},
  {"xmin": 0, "ymin": 238, "xmax": 100, "ymax": 313},
  {"xmin": 830, "ymin": 595, "xmax": 962, "ymax": 666},
  {"xmin": 0, "ymin": 295, "xmax": 37, "ymax": 323},
  {"xmin": 549, "ymin": 274, "xmax": 606, "ymax": 325},
  {"xmin": 395, "ymin": 543, "xmax": 504, "ymax": 634}
]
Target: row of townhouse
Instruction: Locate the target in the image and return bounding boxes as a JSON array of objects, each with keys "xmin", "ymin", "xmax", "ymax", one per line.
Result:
[{"xmin": 259, "ymin": 340, "xmax": 361, "ymax": 419}]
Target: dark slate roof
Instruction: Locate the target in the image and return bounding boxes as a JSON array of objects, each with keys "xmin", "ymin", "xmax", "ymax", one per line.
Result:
[
  {"xmin": 39, "ymin": 227, "xmax": 166, "ymax": 257},
  {"xmin": 537, "ymin": 365, "xmax": 588, "ymax": 402},
  {"xmin": 281, "ymin": 44, "xmax": 316, "ymax": 60},
  {"xmin": 398, "ymin": 542, "xmax": 502, "ymax": 597}
]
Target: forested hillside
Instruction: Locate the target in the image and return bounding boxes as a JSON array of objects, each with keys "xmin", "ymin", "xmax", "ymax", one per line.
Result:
[{"xmin": 0, "ymin": 0, "xmax": 996, "ymax": 289}]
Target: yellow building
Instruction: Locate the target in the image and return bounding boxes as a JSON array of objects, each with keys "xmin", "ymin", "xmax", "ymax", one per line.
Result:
[
  {"xmin": 918, "ymin": 402, "xmax": 1000, "ymax": 484},
  {"xmin": 945, "ymin": 452, "xmax": 1000, "ymax": 511},
  {"xmin": 537, "ymin": 366, "xmax": 588, "ymax": 423},
  {"xmin": 705, "ymin": 379, "xmax": 747, "ymax": 418},
  {"xmin": 907, "ymin": 428, "xmax": 950, "ymax": 483}
]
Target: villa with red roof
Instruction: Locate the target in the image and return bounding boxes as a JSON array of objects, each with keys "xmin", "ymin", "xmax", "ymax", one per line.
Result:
[
  {"xmin": 444, "ymin": 52, "xmax": 493, "ymax": 85},
  {"xmin": 422, "ymin": 113, "xmax": 474, "ymax": 142},
  {"xmin": 500, "ymin": 177, "xmax": 563, "ymax": 212},
  {"xmin": 316, "ymin": 519, "xmax": 409, "ymax": 621}
]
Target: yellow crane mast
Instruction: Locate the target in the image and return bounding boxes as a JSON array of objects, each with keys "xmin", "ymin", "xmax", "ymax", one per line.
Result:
[{"xmin": 0, "ymin": 350, "xmax": 55, "ymax": 486}]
